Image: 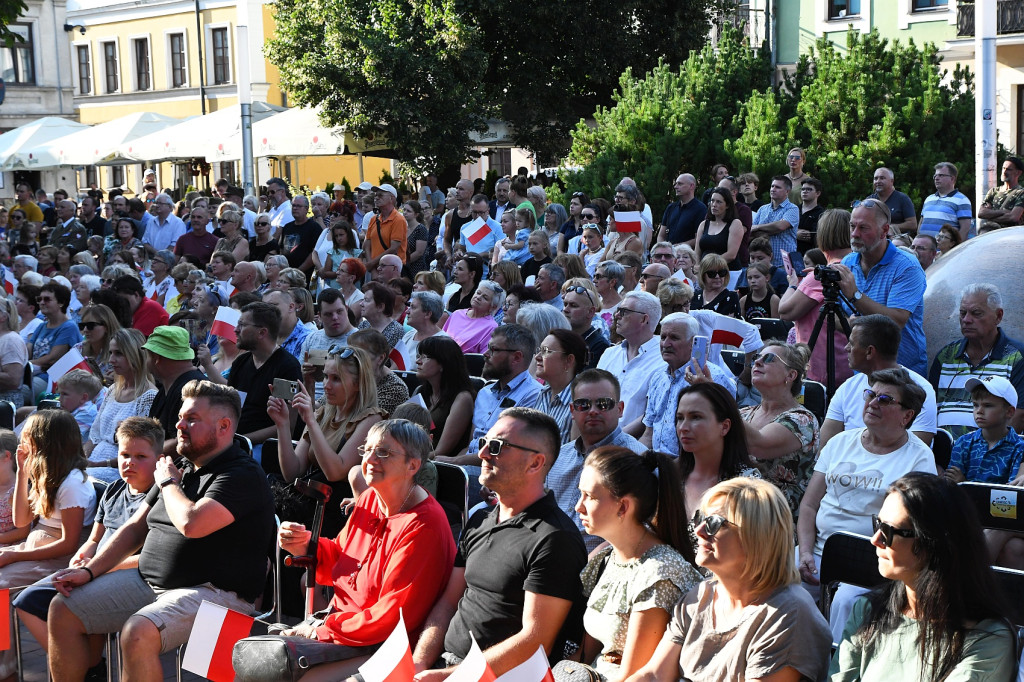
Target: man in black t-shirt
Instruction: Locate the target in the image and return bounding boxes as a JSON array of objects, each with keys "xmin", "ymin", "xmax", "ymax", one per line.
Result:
[
  {"xmin": 48, "ymin": 381, "xmax": 275, "ymax": 682},
  {"xmin": 413, "ymin": 408, "xmax": 587, "ymax": 676},
  {"xmin": 281, "ymin": 195, "xmax": 319, "ymax": 273}
]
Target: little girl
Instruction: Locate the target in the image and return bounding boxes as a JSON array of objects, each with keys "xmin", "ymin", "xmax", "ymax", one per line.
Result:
[
  {"xmin": 0, "ymin": 430, "xmax": 27, "ymax": 546},
  {"xmin": 323, "ymin": 223, "xmax": 362, "ymax": 290},
  {"xmin": 579, "ymin": 225, "xmax": 605, "ymax": 278},
  {"xmin": 740, "ymin": 262, "xmax": 779, "ymax": 322},
  {"xmin": 0, "ymin": 411, "xmax": 95, "ymax": 678}
]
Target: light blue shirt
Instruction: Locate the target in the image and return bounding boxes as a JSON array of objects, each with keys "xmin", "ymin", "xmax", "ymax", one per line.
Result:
[
  {"xmin": 753, "ymin": 199, "xmax": 799, "ymax": 268},
  {"xmin": 469, "ymin": 370, "xmax": 542, "ymax": 453},
  {"xmin": 841, "ymin": 243, "xmax": 927, "ymax": 375},
  {"xmin": 141, "ymin": 214, "xmax": 186, "ymax": 251},
  {"xmin": 459, "ymin": 217, "xmax": 504, "ymax": 256},
  {"xmin": 643, "ymin": 359, "xmax": 736, "ymax": 457}
]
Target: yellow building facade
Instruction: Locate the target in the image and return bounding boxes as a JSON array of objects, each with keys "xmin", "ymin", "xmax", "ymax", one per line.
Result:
[{"xmin": 65, "ymin": 0, "xmax": 389, "ymax": 197}]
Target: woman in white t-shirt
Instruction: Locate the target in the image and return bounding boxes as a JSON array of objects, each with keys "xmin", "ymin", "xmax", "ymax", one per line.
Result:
[
  {"xmin": 0, "ymin": 298, "xmax": 27, "ymax": 407},
  {"xmin": 797, "ymin": 367, "xmax": 936, "ymax": 594}
]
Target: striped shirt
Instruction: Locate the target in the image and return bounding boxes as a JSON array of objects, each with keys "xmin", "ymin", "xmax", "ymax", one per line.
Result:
[
  {"xmin": 535, "ymin": 383, "xmax": 574, "ymax": 445},
  {"xmin": 752, "ymin": 199, "xmax": 799, "ymax": 268},
  {"xmin": 929, "ymin": 329, "xmax": 1024, "ymax": 438},
  {"xmin": 920, "ymin": 190, "xmax": 973, "ymax": 239}
]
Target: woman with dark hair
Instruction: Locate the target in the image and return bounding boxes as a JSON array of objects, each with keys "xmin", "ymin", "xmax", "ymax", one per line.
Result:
[
  {"xmin": 414, "ymin": 335, "xmax": 477, "ymax": 459},
  {"xmin": 103, "ymin": 217, "xmax": 142, "ymax": 263},
  {"xmin": 694, "ymin": 187, "xmax": 744, "ymax": 274},
  {"xmin": 501, "ymin": 283, "xmax": 542, "ymax": 325},
  {"xmin": 358, "ymin": 281, "xmax": 404, "ymax": 350},
  {"xmin": 315, "ymin": 219, "xmax": 361, "ymax": 291},
  {"xmin": 11, "ymin": 214, "xmax": 38, "ymax": 257},
  {"xmin": 935, "ymin": 223, "xmax": 963, "ymax": 258},
  {"xmin": 446, "ymin": 255, "xmax": 483, "ymax": 313},
  {"xmin": 15, "ymin": 284, "xmax": 42, "ymax": 344},
  {"xmin": 574, "ymin": 447, "xmax": 701, "ymax": 681},
  {"xmin": 831, "ymin": 473, "xmax": 1016, "ymax": 680},
  {"xmin": 558, "ymin": 191, "xmax": 591, "ymax": 254},
  {"xmin": 534, "ymin": 329, "xmax": 587, "ymax": 444},
  {"xmin": 28, "ymin": 282, "xmax": 82, "ymax": 398},
  {"xmin": 401, "ymin": 200, "xmax": 429, "ymax": 276}
]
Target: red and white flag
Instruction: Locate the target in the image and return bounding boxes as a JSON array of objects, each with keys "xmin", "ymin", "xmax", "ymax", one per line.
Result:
[
  {"xmin": 0, "ymin": 588, "xmax": 9, "ymax": 651},
  {"xmin": 447, "ymin": 633, "xmax": 496, "ymax": 682},
  {"xmin": 494, "ymin": 646, "xmax": 553, "ymax": 682},
  {"xmin": 461, "ymin": 217, "xmax": 492, "ymax": 246},
  {"xmin": 388, "ymin": 346, "xmax": 406, "ymax": 371},
  {"xmin": 210, "ymin": 306, "xmax": 241, "ymax": 344},
  {"xmin": 710, "ymin": 315, "xmax": 750, "ymax": 348},
  {"xmin": 2, "ymin": 268, "xmax": 15, "ymax": 296},
  {"xmin": 613, "ymin": 210, "xmax": 643, "ymax": 233},
  {"xmin": 181, "ymin": 601, "xmax": 255, "ymax": 682},
  {"xmin": 358, "ymin": 610, "xmax": 416, "ymax": 682},
  {"xmin": 47, "ymin": 348, "xmax": 91, "ymax": 392}
]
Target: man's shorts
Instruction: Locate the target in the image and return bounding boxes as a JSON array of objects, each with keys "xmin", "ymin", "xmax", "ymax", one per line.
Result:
[{"xmin": 60, "ymin": 569, "xmax": 253, "ymax": 653}]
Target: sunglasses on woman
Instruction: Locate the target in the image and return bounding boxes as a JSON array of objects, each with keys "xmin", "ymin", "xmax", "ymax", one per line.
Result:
[
  {"xmin": 862, "ymin": 388, "xmax": 906, "ymax": 408},
  {"xmin": 328, "ymin": 345, "xmax": 355, "ymax": 359},
  {"xmin": 692, "ymin": 510, "xmax": 738, "ymax": 537},
  {"xmin": 256, "ymin": 221, "xmax": 270, "ymax": 227},
  {"xmin": 752, "ymin": 352, "xmax": 800, "ymax": 371},
  {"xmin": 871, "ymin": 514, "xmax": 915, "ymax": 547},
  {"xmin": 705, "ymin": 269, "xmax": 730, "ymax": 279},
  {"xmin": 79, "ymin": 321, "xmax": 105, "ymax": 331}
]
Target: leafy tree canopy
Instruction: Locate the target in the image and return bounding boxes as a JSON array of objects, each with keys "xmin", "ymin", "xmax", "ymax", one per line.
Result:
[
  {"xmin": 1, "ymin": 0, "xmax": 29, "ymax": 47},
  {"xmin": 266, "ymin": 0, "xmax": 718, "ymax": 172}
]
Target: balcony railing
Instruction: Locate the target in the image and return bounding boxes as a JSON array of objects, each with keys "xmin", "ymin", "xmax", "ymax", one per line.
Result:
[{"xmin": 958, "ymin": 0, "xmax": 1024, "ymax": 37}]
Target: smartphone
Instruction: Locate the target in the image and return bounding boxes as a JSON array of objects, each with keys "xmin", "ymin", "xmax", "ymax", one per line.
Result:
[
  {"xmin": 786, "ymin": 251, "xmax": 805, "ymax": 277},
  {"xmin": 271, "ymin": 378, "xmax": 300, "ymax": 401},
  {"xmin": 691, "ymin": 335, "xmax": 710, "ymax": 371},
  {"xmin": 306, "ymin": 349, "xmax": 328, "ymax": 367}
]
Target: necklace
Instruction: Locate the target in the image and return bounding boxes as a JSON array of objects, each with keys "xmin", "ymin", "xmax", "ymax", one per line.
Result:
[{"xmin": 394, "ymin": 484, "xmax": 417, "ymax": 516}]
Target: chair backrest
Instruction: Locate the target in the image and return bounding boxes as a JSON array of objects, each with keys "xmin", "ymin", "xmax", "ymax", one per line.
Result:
[
  {"xmin": 749, "ymin": 317, "xmax": 794, "ymax": 344},
  {"xmin": 0, "ymin": 400, "xmax": 14, "ymax": 431},
  {"xmin": 818, "ymin": 531, "xmax": 886, "ymax": 622},
  {"xmin": 464, "ymin": 353, "xmax": 485, "ymax": 377},
  {"xmin": 433, "ymin": 461, "xmax": 469, "ymax": 540},
  {"xmin": 36, "ymin": 399, "xmax": 61, "ymax": 411},
  {"xmin": 396, "ymin": 370, "xmax": 422, "ymax": 396},
  {"xmin": 959, "ymin": 482, "xmax": 1024, "ymax": 533},
  {"xmin": 721, "ymin": 349, "xmax": 746, "ymax": 376},
  {"xmin": 233, "ymin": 433, "xmax": 253, "ymax": 457},
  {"xmin": 801, "ymin": 380, "xmax": 828, "ymax": 425},
  {"xmin": 931, "ymin": 427, "xmax": 953, "ymax": 470}
]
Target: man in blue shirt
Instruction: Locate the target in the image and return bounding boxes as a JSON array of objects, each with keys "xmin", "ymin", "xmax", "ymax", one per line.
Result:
[
  {"xmin": 657, "ymin": 173, "xmax": 706, "ymax": 247},
  {"xmin": 833, "ymin": 198, "xmax": 927, "ymax": 375},
  {"xmin": 751, "ymin": 175, "xmax": 800, "ymax": 268},
  {"xmin": 460, "ymin": 195, "xmax": 504, "ymax": 262}
]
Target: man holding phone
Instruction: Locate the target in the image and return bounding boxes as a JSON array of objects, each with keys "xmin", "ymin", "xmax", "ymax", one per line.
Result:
[{"xmin": 633, "ymin": 313, "xmax": 735, "ymax": 456}]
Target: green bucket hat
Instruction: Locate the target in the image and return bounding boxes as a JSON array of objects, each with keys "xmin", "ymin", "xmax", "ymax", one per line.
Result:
[{"xmin": 142, "ymin": 326, "xmax": 195, "ymax": 361}]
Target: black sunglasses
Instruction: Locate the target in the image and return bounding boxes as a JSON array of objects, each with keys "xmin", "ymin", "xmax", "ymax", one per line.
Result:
[
  {"xmin": 871, "ymin": 514, "xmax": 915, "ymax": 547},
  {"xmin": 692, "ymin": 510, "xmax": 737, "ymax": 537},
  {"xmin": 217, "ymin": 218, "xmax": 231, "ymax": 224},
  {"xmin": 862, "ymin": 388, "xmax": 906, "ymax": 408},
  {"xmin": 256, "ymin": 221, "xmax": 270, "ymax": 227},
  {"xmin": 564, "ymin": 285, "xmax": 594, "ymax": 306},
  {"xmin": 571, "ymin": 397, "xmax": 616, "ymax": 412},
  {"xmin": 79, "ymin": 321, "xmax": 104, "ymax": 331},
  {"xmin": 705, "ymin": 269, "xmax": 730, "ymax": 279},
  {"xmin": 478, "ymin": 436, "xmax": 543, "ymax": 457}
]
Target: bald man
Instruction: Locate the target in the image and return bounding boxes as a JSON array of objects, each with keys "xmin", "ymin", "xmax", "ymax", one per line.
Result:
[
  {"xmin": 639, "ymin": 263, "xmax": 671, "ymax": 295},
  {"xmin": 658, "ymin": 173, "xmax": 706, "ymax": 247},
  {"xmin": 376, "ymin": 254, "xmax": 404, "ymax": 282},
  {"xmin": 442, "ymin": 178, "xmax": 475, "ymax": 267},
  {"xmin": 229, "ymin": 261, "xmax": 259, "ymax": 293}
]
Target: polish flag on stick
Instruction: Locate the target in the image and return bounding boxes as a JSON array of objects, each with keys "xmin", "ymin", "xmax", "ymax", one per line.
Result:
[
  {"xmin": 447, "ymin": 633, "xmax": 496, "ymax": 682},
  {"xmin": 710, "ymin": 315, "xmax": 750, "ymax": 348},
  {"xmin": 613, "ymin": 210, "xmax": 643, "ymax": 233},
  {"xmin": 47, "ymin": 348, "xmax": 91, "ymax": 392},
  {"xmin": 2, "ymin": 268, "xmax": 15, "ymax": 295},
  {"xmin": 0, "ymin": 589, "xmax": 9, "ymax": 651},
  {"xmin": 461, "ymin": 217, "xmax": 492, "ymax": 246},
  {"xmin": 180, "ymin": 601, "xmax": 254, "ymax": 682},
  {"xmin": 358, "ymin": 609, "xmax": 416, "ymax": 682},
  {"xmin": 210, "ymin": 306, "xmax": 241, "ymax": 344},
  {"xmin": 494, "ymin": 646, "xmax": 553, "ymax": 682}
]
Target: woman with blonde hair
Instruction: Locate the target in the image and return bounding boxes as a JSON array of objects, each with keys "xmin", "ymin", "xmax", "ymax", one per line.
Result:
[
  {"xmin": 275, "ymin": 266, "xmax": 307, "ymax": 291},
  {"xmin": 413, "ymin": 270, "xmax": 445, "ymax": 296},
  {"xmin": 84, "ymin": 328, "xmax": 156, "ymax": 483},
  {"xmin": 691, "ymin": 253, "xmax": 740, "ymax": 318},
  {"xmin": 627, "ymin": 478, "xmax": 831, "ymax": 682},
  {"xmin": 0, "ymin": 298, "xmax": 27, "ymax": 407},
  {"xmin": 248, "ymin": 212, "xmax": 279, "ymax": 263},
  {"xmin": 268, "ymin": 345, "xmax": 383, "ymax": 536},
  {"xmin": 74, "ymin": 304, "xmax": 121, "ymax": 385},
  {"xmin": 214, "ymin": 209, "xmax": 249, "ymax": 262}
]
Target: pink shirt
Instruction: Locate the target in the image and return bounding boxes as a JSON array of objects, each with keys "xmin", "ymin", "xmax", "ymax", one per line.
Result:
[
  {"xmin": 794, "ymin": 273, "xmax": 853, "ymax": 385},
  {"xmin": 442, "ymin": 309, "xmax": 498, "ymax": 354}
]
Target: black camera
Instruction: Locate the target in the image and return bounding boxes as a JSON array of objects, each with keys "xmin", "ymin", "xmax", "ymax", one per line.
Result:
[{"xmin": 813, "ymin": 265, "xmax": 841, "ymax": 284}]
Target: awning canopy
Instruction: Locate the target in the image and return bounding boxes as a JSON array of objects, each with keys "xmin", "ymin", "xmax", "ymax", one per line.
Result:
[{"xmin": 0, "ymin": 117, "xmax": 91, "ymax": 171}]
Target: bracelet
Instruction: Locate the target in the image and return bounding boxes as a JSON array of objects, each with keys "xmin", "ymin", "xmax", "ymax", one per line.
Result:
[{"xmin": 81, "ymin": 566, "xmax": 94, "ymax": 582}]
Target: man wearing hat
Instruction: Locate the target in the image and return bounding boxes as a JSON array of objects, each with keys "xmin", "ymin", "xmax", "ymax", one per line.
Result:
[
  {"xmin": 353, "ymin": 181, "xmax": 374, "ymax": 227},
  {"xmin": 979, "ymin": 156, "xmax": 1024, "ymax": 233},
  {"xmin": 144, "ymin": 326, "xmax": 206, "ymax": 454},
  {"xmin": 366, "ymin": 183, "xmax": 408, "ymax": 272}
]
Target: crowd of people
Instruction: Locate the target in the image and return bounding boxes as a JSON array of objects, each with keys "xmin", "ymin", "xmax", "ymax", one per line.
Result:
[{"xmin": 0, "ymin": 152, "xmax": 1019, "ymax": 682}]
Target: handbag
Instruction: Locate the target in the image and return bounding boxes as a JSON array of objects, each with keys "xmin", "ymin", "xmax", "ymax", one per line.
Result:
[
  {"xmin": 232, "ymin": 634, "xmax": 372, "ymax": 682},
  {"xmin": 552, "ymin": 659, "xmax": 601, "ymax": 682}
]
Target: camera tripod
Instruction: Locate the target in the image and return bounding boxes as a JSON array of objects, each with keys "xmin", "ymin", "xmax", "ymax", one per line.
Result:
[{"xmin": 806, "ymin": 276, "xmax": 853, "ymax": 401}]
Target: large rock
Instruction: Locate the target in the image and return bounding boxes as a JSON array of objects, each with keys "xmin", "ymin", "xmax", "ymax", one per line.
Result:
[{"xmin": 923, "ymin": 227, "xmax": 1024, "ymax": 367}]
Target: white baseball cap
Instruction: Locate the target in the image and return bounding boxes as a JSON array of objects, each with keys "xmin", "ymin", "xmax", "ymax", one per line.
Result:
[
  {"xmin": 143, "ymin": 168, "xmax": 155, "ymax": 176},
  {"xmin": 372, "ymin": 183, "xmax": 398, "ymax": 199},
  {"xmin": 965, "ymin": 375, "xmax": 1018, "ymax": 407},
  {"xmin": 356, "ymin": 181, "xmax": 373, "ymax": 191}
]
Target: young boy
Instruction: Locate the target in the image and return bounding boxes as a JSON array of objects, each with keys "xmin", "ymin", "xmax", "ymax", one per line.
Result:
[
  {"xmin": 734, "ymin": 237, "xmax": 789, "ymax": 297},
  {"xmin": 943, "ymin": 376, "xmax": 1024, "ymax": 484},
  {"xmin": 57, "ymin": 369, "xmax": 103, "ymax": 440},
  {"xmin": 12, "ymin": 416, "xmax": 162, "ymax": 674}
]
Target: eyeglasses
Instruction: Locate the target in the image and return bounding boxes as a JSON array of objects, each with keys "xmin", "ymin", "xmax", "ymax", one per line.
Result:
[
  {"xmin": 217, "ymin": 218, "xmax": 232, "ymax": 224},
  {"xmin": 639, "ymin": 272, "xmax": 664, "ymax": 281},
  {"xmin": 256, "ymin": 221, "xmax": 270, "ymax": 227},
  {"xmin": 692, "ymin": 510, "xmax": 738, "ymax": 537},
  {"xmin": 705, "ymin": 269, "xmax": 730, "ymax": 279},
  {"xmin": 536, "ymin": 346, "xmax": 567, "ymax": 358},
  {"xmin": 564, "ymin": 285, "xmax": 594, "ymax": 306},
  {"xmin": 752, "ymin": 351, "xmax": 801, "ymax": 371},
  {"xmin": 933, "ymin": 173, "xmax": 952, "ymax": 179},
  {"xmin": 571, "ymin": 397, "xmax": 616, "ymax": 412},
  {"xmin": 871, "ymin": 514, "xmax": 915, "ymax": 547},
  {"xmin": 484, "ymin": 345, "xmax": 516, "ymax": 355},
  {"xmin": 79, "ymin": 321, "xmax": 104, "ymax": 331},
  {"xmin": 862, "ymin": 388, "xmax": 906, "ymax": 408},
  {"xmin": 357, "ymin": 445, "xmax": 404, "ymax": 460},
  {"xmin": 478, "ymin": 436, "xmax": 543, "ymax": 457},
  {"xmin": 613, "ymin": 307, "xmax": 643, "ymax": 319}
]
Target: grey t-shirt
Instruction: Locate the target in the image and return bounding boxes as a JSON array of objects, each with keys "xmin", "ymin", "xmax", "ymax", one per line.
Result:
[
  {"xmin": 669, "ymin": 580, "xmax": 832, "ymax": 682},
  {"xmin": 96, "ymin": 478, "xmax": 149, "ymax": 550}
]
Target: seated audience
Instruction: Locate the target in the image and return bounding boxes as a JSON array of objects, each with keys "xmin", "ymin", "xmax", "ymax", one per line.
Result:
[
  {"xmin": 56, "ymin": 370, "xmax": 102, "ymax": 440},
  {"xmin": 442, "ymin": 280, "xmax": 502, "ymax": 354},
  {"xmin": 348, "ymin": 329, "xmax": 409, "ymax": 416},
  {"xmin": 413, "ymin": 336, "xmax": 476, "ymax": 460},
  {"xmin": 534, "ymin": 329, "xmax": 587, "ymax": 444}
]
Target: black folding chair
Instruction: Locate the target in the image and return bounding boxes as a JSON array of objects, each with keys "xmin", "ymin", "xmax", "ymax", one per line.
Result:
[
  {"xmin": 960, "ymin": 482, "xmax": 1024, "ymax": 533},
  {"xmin": 434, "ymin": 461, "xmax": 469, "ymax": 541},
  {"xmin": 233, "ymin": 433, "xmax": 254, "ymax": 457},
  {"xmin": 396, "ymin": 370, "xmax": 422, "ymax": 395},
  {"xmin": 721, "ymin": 349, "xmax": 746, "ymax": 376},
  {"xmin": 0, "ymin": 400, "xmax": 14, "ymax": 431},
  {"xmin": 931, "ymin": 427, "xmax": 953, "ymax": 470},
  {"xmin": 801, "ymin": 380, "xmax": 828, "ymax": 425},
  {"xmin": 464, "ymin": 353, "xmax": 485, "ymax": 377},
  {"xmin": 748, "ymin": 317, "xmax": 794, "ymax": 344},
  {"xmin": 818, "ymin": 531, "xmax": 886, "ymax": 624}
]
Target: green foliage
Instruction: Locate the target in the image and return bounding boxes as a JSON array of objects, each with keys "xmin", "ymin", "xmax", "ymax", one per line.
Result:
[
  {"xmin": 562, "ymin": 26, "xmax": 773, "ymax": 219},
  {"xmin": 341, "ymin": 177, "xmax": 351, "ymax": 194},
  {"xmin": 483, "ymin": 168, "xmax": 499, "ymax": 200},
  {"xmin": 0, "ymin": 0, "xmax": 28, "ymax": 47}
]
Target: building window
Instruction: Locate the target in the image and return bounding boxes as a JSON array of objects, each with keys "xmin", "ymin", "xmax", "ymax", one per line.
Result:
[
  {"xmin": 102, "ymin": 41, "xmax": 118, "ymax": 93},
  {"xmin": 827, "ymin": 0, "xmax": 860, "ymax": 19},
  {"xmin": 218, "ymin": 162, "xmax": 236, "ymax": 184},
  {"xmin": 82, "ymin": 166, "xmax": 99, "ymax": 189},
  {"xmin": 490, "ymin": 149, "xmax": 512, "ymax": 178},
  {"xmin": 170, "ymin": 33, "xmax": 187, "ymax": 88},
  {"xmin": 212, "ymin": 27, "xmax": 230, "ymax": 84},
  {"xmin": 912, "ymin": 0, "xmax": 947, "ymax": 9},
  {"xmin": 76, "ymin": 45, "xmax": 92, "ymax": 95},
  {"xmin": 110, "ymin": 165, "xmax": 125, "ymax": 187},
  {"xmin": 0, "ymin": 23, "xmax": 35, "ymax": 85},
  {"xmin": 133, "ymin": 38, "xmax": 150, "ymax": 91}
]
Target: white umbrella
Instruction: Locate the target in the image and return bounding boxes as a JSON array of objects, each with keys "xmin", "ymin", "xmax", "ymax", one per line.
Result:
[
  {"xmin": 0, "ymin": 117, "xmax": 91, "ymax": 171},
  {"xmin": 209, "ymin": 106, "xmax": 348, "ymax": 161},
  {"xmin": 5, "ymin": 112, "xmax": 182, "ymax": 169},
  {"xmin": 114, "ymin": 102, "xmax": 286, "ymax": 163}
]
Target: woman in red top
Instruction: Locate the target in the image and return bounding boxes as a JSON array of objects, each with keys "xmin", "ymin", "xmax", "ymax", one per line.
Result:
[{"xmin": 277, "ymin": 418, "xmax": 456, "ymax": 680}]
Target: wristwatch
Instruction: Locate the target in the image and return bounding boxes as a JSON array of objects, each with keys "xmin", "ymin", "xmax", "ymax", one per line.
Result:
[
  {"xmin": 158, "ymin": 476, "xmax": 178, "ymax": 489},
  {"xmin": 852, "ymin": 290, "xmax": 863, "ymax": 303}
]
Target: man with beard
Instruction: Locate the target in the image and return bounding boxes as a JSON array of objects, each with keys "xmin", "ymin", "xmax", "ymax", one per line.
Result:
[
  {"xmin": 227, "ymin": 301, "xmax": 301, "ymax": 447},
  {"xmin": 47, "ymin": 380, "xmax": 275, "ymax": 682},
  {"xmin": 412, "ymin": 408, "xmax": 586, "ymax": 678}
]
